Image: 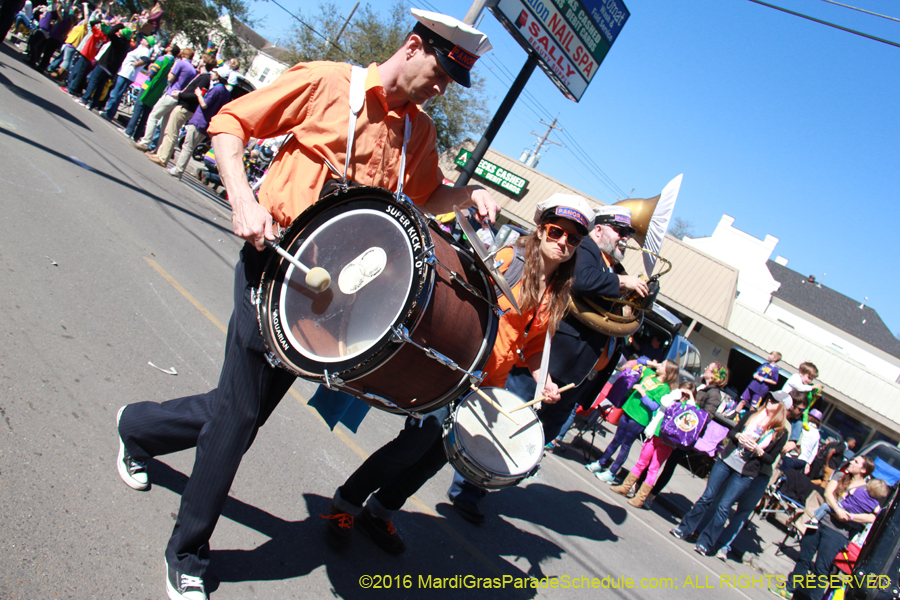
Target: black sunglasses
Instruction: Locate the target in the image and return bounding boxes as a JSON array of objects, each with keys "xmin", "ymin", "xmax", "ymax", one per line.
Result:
[{"xmin": 544, "ymin": 224, "xmax": 583, "ymax": 247}]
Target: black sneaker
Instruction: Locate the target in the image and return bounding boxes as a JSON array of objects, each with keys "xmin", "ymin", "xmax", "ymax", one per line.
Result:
[
  {"xmin": 116, "ymin": 406, "xmax": 149, "ymax": 490},
  {"xmin": 321, "ymin": 503, "xmax": 354, "ymax": 548},
  {"xmin": 451, "ymin": 498, "xmax": 486, "ymax": 525},
  {"xmin": 165, "ymin": 563, "xmax": 206, "ymax": 600},
  {"xmin": 357, "ymin": 507, "xmax": 406, "ymax": 555}
]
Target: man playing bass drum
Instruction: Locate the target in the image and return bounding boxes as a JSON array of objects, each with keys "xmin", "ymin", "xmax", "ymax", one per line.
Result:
[
  {"xmin": 114, "ymin": 10, "xmax": 499, "ymax": 600},
  {"xmin": 448, "ymin": 203, "xmax": 650, "ymax": 524}
]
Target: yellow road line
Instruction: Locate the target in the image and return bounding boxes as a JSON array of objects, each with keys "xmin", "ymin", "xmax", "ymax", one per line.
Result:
[
  {"xmin": 147, "ymin": 256, "xmax": 515, "ymax": 585},
  {"xmin": 145, "ymin": 257, "xmax": 228, "ymax": 334}
]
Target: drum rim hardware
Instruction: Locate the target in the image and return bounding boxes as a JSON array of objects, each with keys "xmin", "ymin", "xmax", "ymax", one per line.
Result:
[
  {"xmin": 443, "ymin": 387, "xmax": 545, "ymax": 489},
  {"xmin": 257, "ymin": 186, "xmax": 499, "ymax": 416}
]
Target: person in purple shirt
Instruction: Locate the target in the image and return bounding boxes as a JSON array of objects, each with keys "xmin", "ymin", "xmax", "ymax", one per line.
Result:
[
  {"xmin": 738, "ymin": 350, "xmax": 781, "ymax": 411},
  {"xmin": 27, "ymin": 0, "xmax": 76, "ymax": 71},
  {"xmin": 167, "ymin": 66, "xmax": 230, "ymax": 179},
  {"xmin": 133, "ymin": 47, "xmax": 197, "ymax": 151}
]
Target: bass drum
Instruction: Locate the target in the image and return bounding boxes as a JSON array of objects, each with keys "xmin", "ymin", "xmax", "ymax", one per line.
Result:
[{"xmin": 257, "ymin": 186, "xmax": 498, "ymax": 415}]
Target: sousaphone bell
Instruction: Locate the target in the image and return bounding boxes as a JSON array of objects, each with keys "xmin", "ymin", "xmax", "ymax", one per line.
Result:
[{"xmin": 568, "ymin": 175, "xmax": 682, "ymax": 338}]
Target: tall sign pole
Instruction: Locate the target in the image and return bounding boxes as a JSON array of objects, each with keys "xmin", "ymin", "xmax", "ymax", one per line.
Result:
[{"xmin": 456, "ymin": 54, "xmax": 538, "ymax": 187}]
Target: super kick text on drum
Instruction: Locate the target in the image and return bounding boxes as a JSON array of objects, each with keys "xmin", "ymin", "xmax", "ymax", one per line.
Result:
[{"xmin": 256, "ymin": 186, "xmax": 499, "ymax": 416}]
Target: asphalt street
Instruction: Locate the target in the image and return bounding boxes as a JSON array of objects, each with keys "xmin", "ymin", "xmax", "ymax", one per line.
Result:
[{"xmin": 0, "ymin": 42, "xmax": 796, "ymax": 600}]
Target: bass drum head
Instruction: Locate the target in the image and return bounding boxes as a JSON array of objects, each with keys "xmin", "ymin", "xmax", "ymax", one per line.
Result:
[
  {"xmin": 258, "ymin": 187, "xmax": 430, "ymax": 379},
  {"xmin": 452, "ymin": 387, "xmax": 544, "ymax": 488}
]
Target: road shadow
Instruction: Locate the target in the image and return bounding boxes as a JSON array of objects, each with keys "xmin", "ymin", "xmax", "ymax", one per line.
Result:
[
  {"xmin": 0, "ymin": 127, "xmax": 234, "ymax": 241},
  {"xmin": 0, "ymin": 68, "xmax": 91, "ymax": 131},
  {"xmin": 0, "ymin": 41, "xmax": 41, "ymax": 80},
  {"xmin": 148, "ymin": 461, "xmax": 541, "ymax": 599}
]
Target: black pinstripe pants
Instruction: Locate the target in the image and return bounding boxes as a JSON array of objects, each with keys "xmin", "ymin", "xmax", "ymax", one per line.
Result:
[{"xmin": 119, "ymin": 244, "xmax": 296, "ymax": 576}]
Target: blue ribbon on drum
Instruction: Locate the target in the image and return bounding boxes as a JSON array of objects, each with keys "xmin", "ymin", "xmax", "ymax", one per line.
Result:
[{"xmin": 308, "ymin": 386, "xmax": 371, "ymax": 433}]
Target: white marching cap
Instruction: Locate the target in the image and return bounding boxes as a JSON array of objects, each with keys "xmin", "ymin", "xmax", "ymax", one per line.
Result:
[
  {"xmin": 594, "ymin": 204, "xmax": 634, "ymax": 227},
  {"xmin": 534, "ymin": 194, "xmax": 593, "ymax": 235},
  {"xmin": 411, "ymin": 9, "xmax": 492, "ymax": 88}
]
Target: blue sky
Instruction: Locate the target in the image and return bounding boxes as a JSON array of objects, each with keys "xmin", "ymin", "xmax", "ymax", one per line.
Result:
[{"xmin": 248, "ymin": 0, "xmax": 900, "ymax": 337}]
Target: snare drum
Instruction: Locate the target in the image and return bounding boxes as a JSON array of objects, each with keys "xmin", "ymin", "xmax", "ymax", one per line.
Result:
[
  {"xmin": 443, "ymin": 387, "xmax": 545, "ymax": 490},
  {"xmin": 257, "ymin": 186, "xmax": 498, "ymax": 415}
]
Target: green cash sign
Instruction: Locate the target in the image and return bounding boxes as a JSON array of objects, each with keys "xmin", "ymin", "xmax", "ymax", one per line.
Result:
[{"xmin": 455, "ymin": 149, "xmax": 529, "ymax": 196}]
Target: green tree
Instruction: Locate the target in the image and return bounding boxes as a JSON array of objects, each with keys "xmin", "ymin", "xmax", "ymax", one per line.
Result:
[
  {"xmin": 668, "ymin": 216, "xmax": 696, "ymax": 239},
  {"xmin": 110, "ymin": 0, "xmax": 252, "ymax": 56},
  {"xmin": 283, "ymin": 1, "xmax": 488, "ymax": 153}
]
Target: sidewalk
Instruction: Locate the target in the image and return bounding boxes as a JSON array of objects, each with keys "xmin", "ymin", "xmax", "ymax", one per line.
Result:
[{"xmin": 547, "ymin": 422, "xmax": 803, "ymax": 580}]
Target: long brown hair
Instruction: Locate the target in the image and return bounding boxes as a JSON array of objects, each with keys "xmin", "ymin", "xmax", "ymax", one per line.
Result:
[
  {"xmin": 657, "ymin": 359, "xmax": 680, "ymax": 388},
  {"xmin": 834, "ymin": 456, "xmax": 876, "ymax": 499},
  {"xmin": 746, "ymin": 400, "xmax": 788, "ymax": 434},
  {"xmin": 514, "ymin": 226, "xmax": 576, "ymax": 335}
]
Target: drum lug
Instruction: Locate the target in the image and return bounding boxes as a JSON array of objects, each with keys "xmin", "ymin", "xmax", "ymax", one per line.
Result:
[
  {"xmin": 264, "ymin": 352, "xmax": 282, "ymax": 369},
  {"xmin": 423, "ymin": 244, "xmax": 437, "ymax": 264},
  {"xmin": 468, "ymin": 371, "xmax": 485, "ymax": 386},
  {"xmin": 358, "ymin": 388, "xmax": 426, "ymax": 422},
  {"xmin": 323, "ymin": 370, "xmax": 345, "ymax": 390},
  {"xmin": 493, "ymin": 306, "xmax": 511, "ymax": 318},
  {"xmin": 390, "ymin": 325, "xmax": 409, "ymax": 345}
]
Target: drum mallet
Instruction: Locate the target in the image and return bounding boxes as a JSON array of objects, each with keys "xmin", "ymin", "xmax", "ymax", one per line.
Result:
[
  {"xmin": 265, "ymin": 240, "xmax": 331, "ymax": 293},
  {"xmin": 469, "ymin": 384, "xmax": 519, "ymax": 426},
  {"xmin": 510, "ymin": 383, "xmax": 576, "ymax": 412}
]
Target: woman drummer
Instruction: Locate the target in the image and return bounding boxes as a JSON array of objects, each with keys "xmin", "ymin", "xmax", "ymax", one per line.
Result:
[{"xmin": 322, "ymin": 194, "xmax": 593, "ymax": 554}]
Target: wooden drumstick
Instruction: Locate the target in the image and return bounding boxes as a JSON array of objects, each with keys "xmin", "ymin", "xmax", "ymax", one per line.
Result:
[
  {"xmin": 265, "ymin": 240, "xmax": 331, "ymax": 292},
  {"xmin": 469, "ymin": 384, "xmax": 519, "ymax": 426},
  {"xmin": 510, "ymin": 383, "xmax": 576, "ymax": 412}
]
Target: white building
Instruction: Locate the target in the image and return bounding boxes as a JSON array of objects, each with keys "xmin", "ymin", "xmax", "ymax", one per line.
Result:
[{"xmin": 684, "ymin": 215, "xmax": 900, "ymax": 443}]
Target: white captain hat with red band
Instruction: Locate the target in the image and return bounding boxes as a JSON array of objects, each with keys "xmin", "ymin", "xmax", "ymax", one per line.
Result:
[{"xmin": 411, "ymin": 8, "xmax": 492, "ymax": 88}]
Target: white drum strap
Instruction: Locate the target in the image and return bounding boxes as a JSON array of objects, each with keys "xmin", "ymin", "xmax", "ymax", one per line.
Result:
[
  {"xmin": 344, "ymin": 65, "xmax": 368, "ymax": 181},
  {"xmin": 346, "ymin": 66, "xmax": 411, "ymax": 198},
  {"xmin": 395, "ymin": 115, "xmax": 411, "ymax": 199},
  {"xmin": 533, "ymin": 331, "xmax": 552, "ymax": 401}
]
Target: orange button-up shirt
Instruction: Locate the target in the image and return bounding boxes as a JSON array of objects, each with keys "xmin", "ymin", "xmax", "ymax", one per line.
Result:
[
  {"xmin": 480, "ymin": 247, "xmax": 552, "ymax": 389},
  {"xmin": 207, "ymin": 61, "xmax": 445, "ymax": 227}
]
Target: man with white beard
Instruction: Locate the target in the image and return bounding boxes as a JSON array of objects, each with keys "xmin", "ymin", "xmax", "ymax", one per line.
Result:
[{"xmin": 449, "ymin": 203, "xmax": 650, "ymax": 523}]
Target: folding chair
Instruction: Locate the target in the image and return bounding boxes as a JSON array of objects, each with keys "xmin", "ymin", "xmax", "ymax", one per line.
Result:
[
  {"xmin": 755, "ymin": 478, "xmax": 807, "ymax": 555},
  {"xmin": 572, "ymin": 404, "xmax": 619, "ymax": 462}
]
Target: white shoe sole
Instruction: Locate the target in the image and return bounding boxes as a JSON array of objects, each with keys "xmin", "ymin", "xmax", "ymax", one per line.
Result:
[
  {"xmin": 117, "ymin": 406, "xmax": 149, "ymax": 490},
  {"xmin": 165, "ymin": 562, "xmax": 207, "ymax": 600}
]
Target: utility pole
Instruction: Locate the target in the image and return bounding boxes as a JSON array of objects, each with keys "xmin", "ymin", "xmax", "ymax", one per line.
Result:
[
  {"xmin": 530, "ymin": 118, "xmax": 562, "ymax": 155},
  {"xmin": 323, "ymin": 1, "xmax": 359, "ymax": 61},
  {"xmin": 523, "ymin": 117, "xmax": 562, "ymax": 165}
]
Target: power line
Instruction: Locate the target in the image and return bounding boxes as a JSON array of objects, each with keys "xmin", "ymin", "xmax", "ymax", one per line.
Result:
[
  {"xmin": 747, "ymin": 0, "xmax": 900, "ymax": 49},
  {"xmin": 817, "ymin": 0, "xmax": 900, "ymax": 24},
  {"xmin": 267, "ymin": 0, "xmax": 349, "ymax": 58},
  {"xmin": 481, "ymin": 56, "xmax": 627, "ymax": 199}
]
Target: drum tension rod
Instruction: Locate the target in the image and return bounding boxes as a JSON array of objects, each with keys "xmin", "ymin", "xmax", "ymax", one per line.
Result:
[
  {"xmin": 323, "ymin": 370, "xmax": 345, "ymax": 390},
  {"xmin": 335, "ymin": 383, "xmax": 426, "ymax": 423},
  {"xmin": 391, "ymin": 325, "xmax": 486, "ymax": 383},
  {"xmin": 425, "ymin": 250, "xmax": 507, "ymax": 316}
]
